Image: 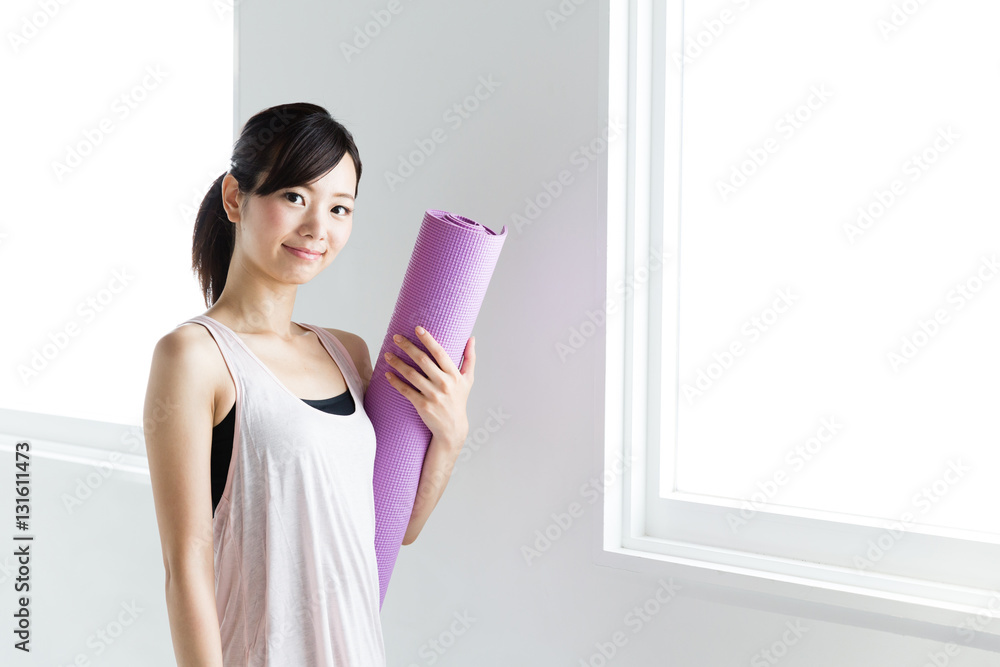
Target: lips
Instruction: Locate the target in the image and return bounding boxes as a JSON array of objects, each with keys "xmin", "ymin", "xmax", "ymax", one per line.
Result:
[{"xmin": 282, "ymin": 244, "xmax": 324, "ymax": 260}]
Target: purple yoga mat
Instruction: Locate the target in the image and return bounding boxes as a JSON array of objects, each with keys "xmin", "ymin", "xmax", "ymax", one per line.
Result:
[{"xmin": 364, "ymin": 209, "xmax": 506, "ymax": 608}]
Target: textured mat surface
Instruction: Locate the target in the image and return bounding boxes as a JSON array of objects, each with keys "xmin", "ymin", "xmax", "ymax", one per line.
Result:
[{"xmin": 364, "ymin": 209, "xmax": 507, "ymax": 608}]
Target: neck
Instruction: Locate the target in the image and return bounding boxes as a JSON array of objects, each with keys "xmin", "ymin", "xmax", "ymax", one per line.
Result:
[{"xmin": 206, "ymin": 255, "xmax": 301, "ymax": 340}]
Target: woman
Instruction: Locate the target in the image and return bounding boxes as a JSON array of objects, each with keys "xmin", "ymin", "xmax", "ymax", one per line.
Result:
[{"xmin": 143, "ymin": 102, "xmax": 475, "ymax": 666}]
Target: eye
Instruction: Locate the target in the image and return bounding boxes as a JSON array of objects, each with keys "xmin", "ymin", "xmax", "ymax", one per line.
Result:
[{"xmin": 284, "ymin": 191, "xmax": 351, "ymax": 215}]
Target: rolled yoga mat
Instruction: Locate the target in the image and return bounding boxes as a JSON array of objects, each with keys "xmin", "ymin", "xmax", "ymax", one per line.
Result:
[{"xmin": 364, "ymin": 209, "xmax": 507, "ymax": 608}]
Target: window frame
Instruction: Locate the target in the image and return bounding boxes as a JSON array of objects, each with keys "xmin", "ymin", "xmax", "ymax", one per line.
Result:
[{"xmin": 595, "ymin": 0, "xmax": 1000, "ymax": 634}]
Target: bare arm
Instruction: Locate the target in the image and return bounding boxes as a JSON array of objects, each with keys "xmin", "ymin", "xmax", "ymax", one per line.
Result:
[
  {"xmin": 144, "ymin": 326, "xmax": 225, "ymax": 667},
  {"xmin": 402, "ymin": 434, "xmax": 463, "ymax": 545}
]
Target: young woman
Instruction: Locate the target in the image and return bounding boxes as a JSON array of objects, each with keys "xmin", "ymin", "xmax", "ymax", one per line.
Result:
[{"xmin": 143, "ymin": 102, "xmax": 474, "ymax": 666}]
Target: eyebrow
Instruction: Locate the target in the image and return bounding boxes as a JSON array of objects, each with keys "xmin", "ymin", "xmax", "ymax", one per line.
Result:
[{"xmin": 300, "ymin": 183, "xmax": 355, "ymax": 201}]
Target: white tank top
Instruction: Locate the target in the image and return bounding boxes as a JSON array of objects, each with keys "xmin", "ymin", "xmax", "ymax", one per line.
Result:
[{"xmin": 176, "ymin": 314, "xmax": 386, "ymax": 666}]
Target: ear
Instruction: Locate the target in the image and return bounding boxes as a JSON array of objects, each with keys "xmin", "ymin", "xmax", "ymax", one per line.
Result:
[{"xmin": 221, "ymin": 172, "xmax": 243, "ymax": 223}]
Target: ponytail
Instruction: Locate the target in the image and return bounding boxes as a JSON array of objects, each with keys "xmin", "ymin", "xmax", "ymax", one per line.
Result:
[{"xmin": 191, "ymin": 172, "xmax": 235, "ymax": 307}]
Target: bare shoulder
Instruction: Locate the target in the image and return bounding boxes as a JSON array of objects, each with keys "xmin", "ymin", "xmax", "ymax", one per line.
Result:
[
  {"xmin": 322, "ymin": 327, "xmax": 373, "ymax": 393},
  {"xmin": 153, "ymin": 321, "xmax": 223, "ymax": 370},
  {"xmin": 148, "ymin": 322, "xmax": 230, "ymax": 408}
]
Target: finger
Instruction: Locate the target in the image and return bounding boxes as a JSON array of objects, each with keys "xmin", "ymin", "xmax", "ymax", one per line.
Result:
[
  {"xmin": 460, "ymin": 336, "xmax": 476, "ymax": 378},
  {"xmin": 394, "ymin": 327, "xmax": 455, "ymax": 377},
  {"xmin": 384, "ymin": 351, "xmax": 433, "ymax": 394},
  {"xmin": 384, "ymin": 368, "xmax": 421, "ymax": 402},
  {"xmin": 391, "ymin": 333, "xmax": 440, "ymax": 380},
  {"xmin": 413, "ymin": 325, "xmax": 458, "ymax": 374}
]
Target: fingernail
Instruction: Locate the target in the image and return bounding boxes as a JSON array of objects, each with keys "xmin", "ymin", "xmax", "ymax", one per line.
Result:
[{"xmin": 416, "ymin": 325, "xmax": 425, "ymax": 335}]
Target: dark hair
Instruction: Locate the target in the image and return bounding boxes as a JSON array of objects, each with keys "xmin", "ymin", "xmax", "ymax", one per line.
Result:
[{"xmin": 191, "ymin": 102, "xmax": 362, "ymax": 307}]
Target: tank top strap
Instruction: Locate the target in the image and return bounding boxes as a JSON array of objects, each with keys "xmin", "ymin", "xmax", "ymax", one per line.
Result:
[
  {"xmin": 297, "ymin": 323, "xmax": 365, "ymax": 398},
  {"xmin": 173, "ymin": 315, "xmax": 252, "ymax": 395}
]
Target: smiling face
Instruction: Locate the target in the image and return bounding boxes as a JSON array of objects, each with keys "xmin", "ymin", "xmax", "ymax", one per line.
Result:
[{"xmin": 222, "ymin": 155, "xmax": 357, "ymax": 287}]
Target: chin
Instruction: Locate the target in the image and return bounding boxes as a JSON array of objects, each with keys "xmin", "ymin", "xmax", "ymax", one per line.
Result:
[{"xmin": 294, "ymin": 263, "xmax": 329, "ymax": 281}]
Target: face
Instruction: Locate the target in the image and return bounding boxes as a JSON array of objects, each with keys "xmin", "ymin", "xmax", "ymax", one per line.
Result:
[{"xmin": 221, "ymin": 155, "xmax": 357, "ymax": 286}]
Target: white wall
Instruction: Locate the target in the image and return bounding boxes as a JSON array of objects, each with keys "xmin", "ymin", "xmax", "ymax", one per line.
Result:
[{"xmin": 241, "ymin": 1, "xmax": 1000, "ymax": 666}]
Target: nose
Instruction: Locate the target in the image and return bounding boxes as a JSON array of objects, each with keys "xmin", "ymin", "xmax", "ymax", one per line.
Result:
[{"xmin": 298, "ymin": 210, "xmax": 325, "ymax": 239}]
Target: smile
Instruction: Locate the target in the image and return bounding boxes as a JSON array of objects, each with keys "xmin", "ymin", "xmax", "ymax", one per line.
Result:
[{"xmin": 282, "ymin": 244, "xmax": 324, "ymax": 260}]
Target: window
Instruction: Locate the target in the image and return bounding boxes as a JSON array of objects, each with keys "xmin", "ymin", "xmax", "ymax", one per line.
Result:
[
  {"xmin": 0, "ymin": 0, "xmax": 234, "ymax": 444},
  {"xmin": 599, "ymin": 0, "xmax": 1000, "ymax": 624}
]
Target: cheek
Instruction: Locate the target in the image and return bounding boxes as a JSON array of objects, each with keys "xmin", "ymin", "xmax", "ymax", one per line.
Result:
[
  {"xmin": 249, "ymin": 202, "xmax": 293, "ymax": 243},
  {"xmin": 329, "ymin": 224, "xmax": 352, "ymax": 251},
  {"xmin": 259, "ymin": 200, "xmax": 289, "ymax": 225}
]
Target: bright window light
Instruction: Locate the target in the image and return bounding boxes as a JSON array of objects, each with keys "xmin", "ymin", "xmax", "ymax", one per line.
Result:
[{"xmin": 1, "ymin": 0, "xmax": 234, "ymax": 428}]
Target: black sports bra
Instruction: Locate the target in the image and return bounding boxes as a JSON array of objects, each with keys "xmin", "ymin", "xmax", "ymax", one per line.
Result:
[{"xmin": 210, "ymin": 389, "xmax": 356, "ymax": 515}]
